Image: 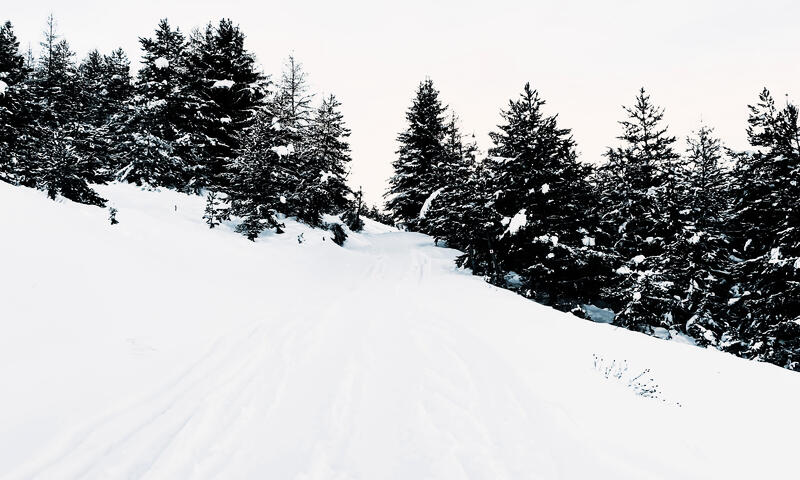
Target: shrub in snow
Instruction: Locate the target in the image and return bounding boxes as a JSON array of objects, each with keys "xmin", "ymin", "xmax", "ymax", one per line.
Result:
[
  {"xmin": 108, "ymin": 207, "xmax": 119, "ymax": 225},
  {"xmin": 328, "ymin": 223, "xmax": 347, "ymax": 246},
  {"xmin": 592, "ymin": 355, "xmax": 662, "ymax": 401}
]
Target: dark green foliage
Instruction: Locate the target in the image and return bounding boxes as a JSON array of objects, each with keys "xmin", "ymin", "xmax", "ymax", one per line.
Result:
[
  {"xmin": 0, "ymin": 20, "xmax": 37, "ymax": 185},
  {"xmin": 328, "ymin": 222, "xmax": 347, "ymax": 246},
  {"xmin": 485, "ymin": 84, "xmax": 603, "ymax": 310},
  {"xmin": 303, "ymin": 94, "xmax": 353, "ymax": 222},
  {"xmin": 227, "ymin": 110, "xmax": 293, "ymax": 240},
  {"xmin": 385, "ymin": 79, "xmax": 449, "ymax": 229},
  {"xmin": 596, "ymin": 89, "xmax": 683, "ymax": 332},
  {"xmin": 185, "ymin": 19, "xmax": 267, "ymax": 189},
  {"xmin": 109, "ymin": 207, "xmax": 119, "ymax": 225},
  {"xmin": 725, "ymin": 89, "xmax": 800, "ymax": 369},
  {"xmin": 203, "ymin": 191, "xmax": 228, "ymax": 228},
  {"xmin": 342, "ymin": 187, "xmax": 365, "ymax": 232},
  {"xmin": 34, "ymin": 126, "xmax": 106, "ymax": 206},
  {"xmin": 115, "ymin": 19, "xmax": 192, "ymax": 189}
]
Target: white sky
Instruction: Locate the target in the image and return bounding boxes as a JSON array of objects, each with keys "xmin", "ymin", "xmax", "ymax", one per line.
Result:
[{"xmin": 6, "ymin": 0, "xmax": 799, "ymax": 205}]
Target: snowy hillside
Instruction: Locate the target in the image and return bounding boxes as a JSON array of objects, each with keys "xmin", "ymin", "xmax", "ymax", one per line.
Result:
[{"xmin": 1, "ymin": 182, "xmax": 799, "ymax": 479}]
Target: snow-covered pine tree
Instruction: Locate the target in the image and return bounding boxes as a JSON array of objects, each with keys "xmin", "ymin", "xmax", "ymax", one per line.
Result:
[
  {"xmin": 203, "ymin": 191, "xmax": 228, "ymax": 228},
  {"xmin": 419, "ymin": 113, "xmax": 478, "ymax": 242},
  {"xmin": 274, "ymin": 55, "xmax": 313, "ymax": 135},
  {"xmin": 78, "ymin": 48, "xmax": 132, "ymax": 128},
  {"xmin": 28, "ymin": 16, "xmax": 106, "ymax": 204},
  {"xmin": 596, "ymin": 88, "xmax": 683, "ymax": 333},
  {"xmin": 342, "ymin": 186, "xmax": 365, "ymax": 232},
  {"xmin": 102, "ymin": 49, "xmax": 133, "ymax": 118},
  {"xmin": 483, "ymin": 83, "xmax": 602, "ymax": 311},
  {"xmin": 185, "ymin": 19, "xmax": 267, "ymax": 189},
  {"xmin": 35, "ymin": 126, "xmax": 106, "ymax": 206},
  {"xmin": 31, "ymin": 16, "xmax": 81, "ymax": 128},
  {"xmin": 75, "ymin": 48, "xmax": 133, "ymax": 179},
  {"xmin": 385, "ymin": 78, "xmax": 449, "ymax": 229},
  {"xmin": 725, "ymin": 90, "xmax": 800, "ymax": 369},
  {"xmin": 449, "ymin": 160, "xmax": 505, "ymax": 282},
  {"xmin": 0, "ymin": 21, "xmax": 36, "ymax": 186},
  {"xmin": 299, "ymin": 94, "xmax": 353, "ymax": 225},
  {"xmin": 672, "ymin": 125, "xmax": 732, "ymax": 346},
  {"xmin": 227, "ymin": 109, "xmax": 297, "ymax": 239},
  {"xmin": 114, "ymin": 19, "xmax": 191, "ymax": 189},
  {"xmin": 265, "ymin": 55, "xmax": 316, "ymax": 223}
]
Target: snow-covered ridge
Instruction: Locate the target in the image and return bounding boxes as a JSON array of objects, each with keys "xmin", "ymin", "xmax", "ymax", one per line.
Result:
[{"xmin": 0, "ymin": 182, "xmax": 798, "ymax": 479}]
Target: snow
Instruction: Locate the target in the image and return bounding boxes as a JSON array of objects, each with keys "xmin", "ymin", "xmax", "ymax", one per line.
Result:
[
  {"xmin": 0, "ymin": 79, "xmax": 7, "ymax": 96},
  {"xmin": 541, "ymin": 183, "xmax": 550, "ymax": 194},
  {"xmin": 1, "ymin": 182, "xmax": 799, "ymax": 479},
  {"xmin": 418, "ymin": 187, "xmax": 443, "ymax": 219},
  {"xmin": 582, "ymin": 304, "xmax": 614, "ymax": 324},
  {"xmin": 212, "ymin": 79, "xmax": 235, "ymax": 89},
  {"xmin": 503, "ymin": 209, "xmax": 527, "ymax": 236},
  {"xmin": 271, "ymin": 144, "xmax": 295, "ymax": 157},
  {"xmin": 319, "ymin": 170, "xmax": 335, "ymax": 183},
  {"xmin": 154, "ymin": 57, "xmax": 169, "ymax": 69},
  {"xmin": 632, "ymin": 254, "xmax": 646, "ymax": 264}
]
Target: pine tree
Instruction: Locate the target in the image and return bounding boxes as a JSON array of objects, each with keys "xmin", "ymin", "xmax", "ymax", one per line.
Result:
[
  {"xmin": 185, "ymin": 19, "xmax": 267, "ymax": 189},
  {"xmin": 675, "ymin": 125, "xmax": 732, "ymax": 346},
  {"xmin": 449, "ymin": 160, "xmax": 504, "ymax": 281},
  {"xmin": 342, "ymin": 186, "xmax": 365, "ymax": 232},
  {"xmin": 32, "ymin": 16, "xmax": 80, "ymax": 128},
  {"xmin": 385, "ymin": 78, "xmax": 449, "ymax": 229},
  {"xmin": 274, "ymin": 55, "xmax": 313, "ymax": 134},
  {"xmin": 597, "ymin": 88, "xmax": 682, "ymax": 333},
  {"xmin": 35, "ymin": 126, "xmax": 106, "ymax": 206},
  {"xmin": 419, "ymin": 113, "xmax": 478, "ymax": 242},
  {"xmin": 227, "ymin": 109, "xmax": 297, "ymax": 239},
  {"xmin": 203, "ymin": 191, "xmax": 228, "ymax": 228},
  {"xmin": 484, "ymin": 83, "xmax": 602, "ymax": 310},
  {"xmin": 0, "ymin": 20, "xmax": 36, "ymax": 185},
  {"xmin": 28, "ymin": 16, "xmax": 106, "ymax": 204},
  {"xmin": 299, "ymin": 94, "xmax": 353, "ymax": 225},
  {"xmin": 115, "ymin": 19, "xmax": 190, "ymax": 188},
  {"xmin": 726, "ymin": 90, "xmax": 800, "ymax": 369},
  {"xmin": 75, "ymin": 48, "xmax": 132, "ymax": 179}
]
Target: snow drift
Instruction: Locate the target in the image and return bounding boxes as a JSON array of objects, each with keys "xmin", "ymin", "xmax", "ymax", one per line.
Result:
[{"xmin": 0, "ymin": 182, "xmax": 798, "ymax": 479}]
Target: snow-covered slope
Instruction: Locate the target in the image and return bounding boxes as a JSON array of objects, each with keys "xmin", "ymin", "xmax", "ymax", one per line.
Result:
[{"xmin": 1, "ymin": 182, "xmax": 798, "ymax": 480}]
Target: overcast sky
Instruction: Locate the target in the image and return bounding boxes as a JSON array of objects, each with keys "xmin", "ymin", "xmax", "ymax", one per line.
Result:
[{"xmin": 6, "ymin": 0, "xmax": 799, "ymax": 205}]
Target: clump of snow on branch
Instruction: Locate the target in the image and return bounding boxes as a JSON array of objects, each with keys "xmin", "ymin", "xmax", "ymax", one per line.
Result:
[
  {"xmin": 271, "ymin": 144, "xmax": 295, "ymax": 157},
  {"xmin": 154, "ymin": 57, "xmax": 169, "ymax": 69},
  {"xmin": 212, "ymin": 79, "xmax": 235, "ymax": 89},
  {"xmin": 419, "ymin": 188, "xmax": 443, "ymax": 219},
  {"xmin": 503, "ymin": 209, "xmax": 527, "ymax": 236}
]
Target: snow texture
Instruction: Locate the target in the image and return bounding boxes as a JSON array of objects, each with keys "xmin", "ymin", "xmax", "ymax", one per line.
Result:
[
  {"xmin": 154, "ymin": 57, "xmax": 169, "ymax": 69},
  {"xmin": 211, "ymin": 79, "xmax": 235, "ymax": 89},
  {"xmin": 1, "ymin": 182, "xmax": 799, "ymax": 479},
  {"xmin": 271, "ymin": 144, "xmax": 295, "ymax": 157},
  {"xmin": 503, "ymin": 209, "xmax": 527, "ymax": 236},
  {"xmin": 418, "ymin": 187, "xmax": 443, "ymax": 219},
  {"xmin": 0, "ymin": 80, "xmax": 7, "ymax": 96}
]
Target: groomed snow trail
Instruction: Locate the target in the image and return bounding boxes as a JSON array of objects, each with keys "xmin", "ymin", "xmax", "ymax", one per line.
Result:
[{"xmin": 1, "ymin": 183, "xmax": 799, "ymax": 479}]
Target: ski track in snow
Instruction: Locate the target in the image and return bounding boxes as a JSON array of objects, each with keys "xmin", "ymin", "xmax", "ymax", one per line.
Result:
[{"xmin": 1, "ymin": 182, "xmax": 799, "ymax": 479}]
